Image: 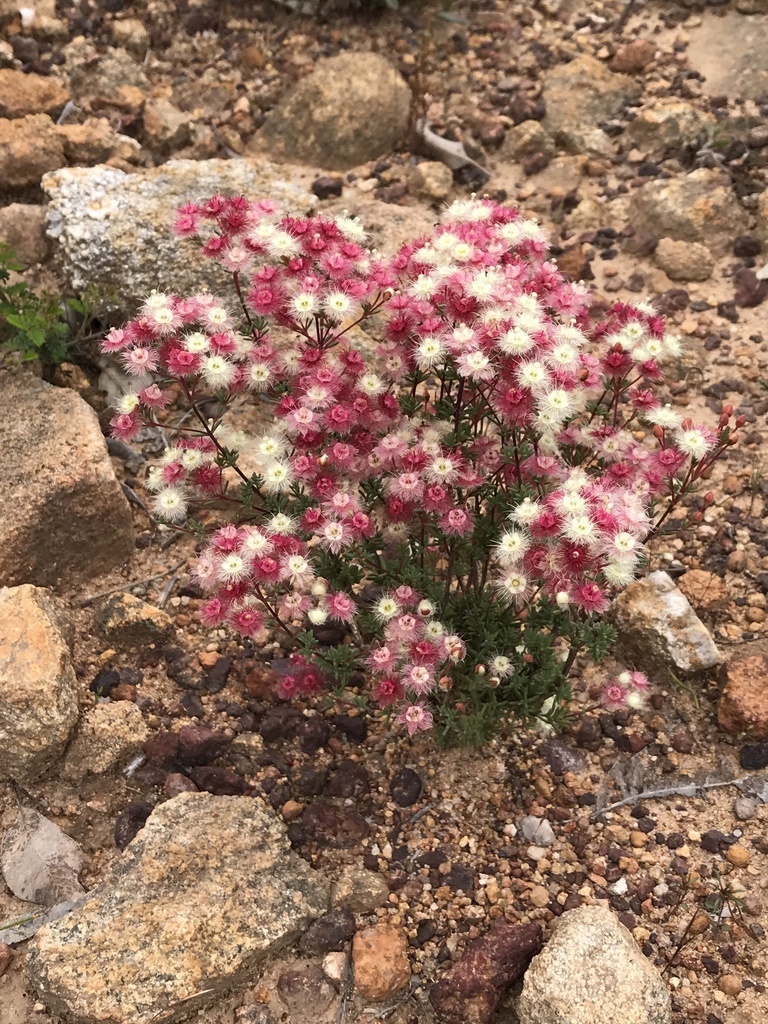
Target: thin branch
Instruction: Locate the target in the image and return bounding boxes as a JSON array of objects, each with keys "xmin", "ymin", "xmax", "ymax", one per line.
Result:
[
  {"xmin": 79, "ymin": 561, "xmax": 186, "ymax": 608},
  {"xmin": 589, "ymin": 775, "xmax": 758, "ymax": 822}
]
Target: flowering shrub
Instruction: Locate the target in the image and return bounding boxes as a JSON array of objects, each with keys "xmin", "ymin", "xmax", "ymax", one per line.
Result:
[{"xmin": 104, "ymin": 195, "xmax": 737, "ymax": 744}]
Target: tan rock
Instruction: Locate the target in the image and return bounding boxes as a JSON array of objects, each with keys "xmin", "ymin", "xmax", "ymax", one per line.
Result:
[
  {"xmin": 96, "ymin": 593, "xmax": 174, "ymax": 653},
  {"xmin": 718, "ymin": 974, "xmax": 742, "ymax": 996},
  {"xmin": 142, "ymin": 99, "xmax": 192, "ymax": 152},
  {"xmin": 500, "ymin": 119, "xmax": 555, "ymax": 163},
  {"xmin": 352, "ymin": 925, "xmax": 410, "ymax": 1001},
  {"xmin": 331, "ymin": 864, "xmax": 389, "ymax": 913},
  {"xmin": 529, "ymin": 885, "xmax": 551, "ymax": 908},
  {"xmin": 654, "ymin": 237, "xmax": 714, "ymax": 282},
  {"xmin": 256, "ymin": 51, "xmax": 410, "ymax": 171},
  {"xmin": 628, "ymin": 168, "xmax": 748, "ymax": 257},
  {"xmin": 610, "ymin": 570, "xmax": 722, "ymax": 676},
  {"xmin": 0, "ymin": 113, "xmax": 66, "ymax": 188},
  {"xmin": 0, "ymin": 584, "xmax": 78, "ymax": 782},
  {"xmin": 725, "ymin": 844, "xmax": 750, "ymax": 868},
  {"xmin": 718, "ymin": 649, "xmax": 768, "ymax": 740},
  {"xmin": 0, "ymin": 372, "xmax": 134, "ymax": 588},
  {"xmin": 62, "ymin": 701, "xmax": 148, "ymax": 780},
  {"xmin": 624, "ymin": 100, "xmax": 715, "ymax": 153},
  {"xmin": 542, "ymin": 55, "xmax": 641, "ymax": 155},
  {"xmin": 28, "ymin": 794, "xmax": 330, "ymax": 1024},
  {"xmin": 0, "ymin": 69, "xmax": 69, "ymax": 118},
  {"xmin": 58, "ymin": 120, "xmax": 141, "ymax": 166},
  {"xmin": 0, "ymin": 203, "xmax": 49, "ymax": 265},
  {"xmin": 677, "ymin": 570, "xmax": 728, "ymax": 612},
  {"xmin": 408, "ymin": 160, "xmax": 453, "ymax": 202}
]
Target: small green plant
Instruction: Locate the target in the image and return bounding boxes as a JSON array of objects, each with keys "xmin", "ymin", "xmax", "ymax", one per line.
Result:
[{"xmin": 0, "ymin": 243, "xmax": 105, "ymax": 380}]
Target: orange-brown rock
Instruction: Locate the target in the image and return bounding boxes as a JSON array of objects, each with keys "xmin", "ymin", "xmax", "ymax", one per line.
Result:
[
  {"xmin": 0, "ymin": 69, "xmax": 69, "ymax": 119},
  {"xmin": 353, "ymin": 925, "xmax": 410, "ymax": 1001},
  {"xmin": 718, "ymin": 650, "xmax": 768, "ymax": 741}
]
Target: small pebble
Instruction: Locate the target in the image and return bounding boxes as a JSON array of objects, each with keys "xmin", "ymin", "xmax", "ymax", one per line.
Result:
[
  {"xmin": 733, "ymin": 796, "xmax": 758, "ymax": 821},
  {"xmin": 717, "ymin": 974, "xmax": 742, "ymax": 997},
  {"xmin": 725, "ymin": 844, "xmax": 750, "ymax": 868}
]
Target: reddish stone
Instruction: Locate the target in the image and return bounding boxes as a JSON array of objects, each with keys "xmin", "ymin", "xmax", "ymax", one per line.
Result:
[
  {"xmin": 302, "ymin": 801, "xmax": 369, "ymax": 847},
  {"xmin": 177, "ymin": 724, "xmax": 228, "ymax": 766},
  {"xmin": 163, "ymin": 772, "xmax": 199, "ymax": 798},
  {"xmin": 609, "ymin": 39, "xmax": 656, "ymax": 74},
  {"xmin": 143, "ymin": 730, "xmax": 179, "ymax": 767},
  {"xmin": 429, "ymin": 920, "xmax": 543, "ymax": 1024},
  {"xmin": 718, "ymin": 651, "xmax": 768, "ymax": 741}
]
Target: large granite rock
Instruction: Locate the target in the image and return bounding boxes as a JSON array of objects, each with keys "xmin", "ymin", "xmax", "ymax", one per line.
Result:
[
  {"xmin": 609, "ymin": 571, "xmax": 722, "ymax": 677},
  {"xmin": 0, "ymin": 584, "xmax": 79, "ymax": 783},
  {"xmin": 627, "ymin": 168, "xmax": 748, "ymax": 256},
  {"xmin": 0, "ymin": 371, "xmax": 134, "ymax": 587},
  {"xmin": 624, "ymin": 100, "xmax": 715, "ymax": 153},
  {"xmin": 517, "ymin": 906, "xmax": 671, "ymax": 1024},
  {"xmin": 256, "ymin": 52, "xmax": 410, "ymax": 171},
  {"xmin": 28, "ymin": 793, "xmax": 331, "ymax": 1024},
  {"xmin": 43, "ymin": 158, "xmax": 315, "ymax": 310}
]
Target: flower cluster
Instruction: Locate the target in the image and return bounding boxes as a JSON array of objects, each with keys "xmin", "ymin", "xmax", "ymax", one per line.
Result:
[
  {"xmin": 103, "ymin": 195, "xmax": 736, "ymax": 743},
  {"xmin": 601, "ymin": 670, "xmax": 650, "ymax": 711}
]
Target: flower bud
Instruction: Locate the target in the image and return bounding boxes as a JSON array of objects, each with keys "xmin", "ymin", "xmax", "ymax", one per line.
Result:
[
  {"xmin": 438, "ymin": 675, "xmax": 452, "ymax": 691},
  {"xmin": 719, "ymin": 413, "xmax": 730, "ymax": 428},
  {"xmin": 703, "ymin": 491, "xmax": 714, "ymax": 505},
  {"xmin": 652, "ymin": 424, "xmax": 664, "ymax": 439},
  {"xmin": 475, "ymin": 664, "xmax": 486, "ymax": 676},
  {"xmin": 690, "ymin": 510, "xmax": 703, "ymax": 523},
  {"xmin": 736, "ymin": 415, "xmax": 746, "ymax": 428},
  {"xmin": 488, "ymin": 676, "xmax": 501, "ymax": 689},
  {"xmin": 722, "ymin": 404, "xmax": 734, "ymax": 417}
]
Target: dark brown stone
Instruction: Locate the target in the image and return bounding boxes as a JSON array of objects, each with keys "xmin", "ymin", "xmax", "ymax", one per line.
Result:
[
  {"xmin": 302, "ymin": 801, "xmax": 369, "ymax": 847},
  {"xmin": 177, "ymin": 724, "xmax": 228, "ymax": 766},
  {"xmin": 429, "ymin": 920, "xmax": 543, "ymax": 1024},
  {"xmin": 163, "ymin": 772, "xmax": 199, "ymax": 798}
]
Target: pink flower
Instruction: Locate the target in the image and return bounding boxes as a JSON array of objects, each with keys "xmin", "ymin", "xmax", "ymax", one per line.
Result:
[{"xmin": 396, "ymin": 702, "xmax": 434, "ymax": 735}]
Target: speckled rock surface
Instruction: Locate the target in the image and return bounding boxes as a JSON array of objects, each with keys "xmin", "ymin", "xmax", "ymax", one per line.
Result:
[
  {"xmin": 43, "ymin": 159, "xmax": 316, "ymax": 310},
  {"xmin": 718, "ymin": 647, "xmax": 768, "ymax": 741},
  {"xmin": 0, "ymin": 584, "xmax": 78, "ymax": 783},
  {"xmin": 96, "ymin": 593, "xmax": 175, "ymax": 654},
  {"xmin": 541, "ymin": 55, "xmax": 641, "ymax": 155},
  {"xmin": 628, "ymin": 168, "xmax": 749, "ymax": 256},
  {"xmin": 517, "ymin": 906, "xmax": 671, "ymax": 1024},
  {"xmin": 62, "ymin": 701, "xmax": 149, "ymax": 781},
  {"xmin": 623, "ymin": 100, "xmax": 715, "ymax": 153},
  {"xmin": 255, "ymin": 52, "xmax": 410, "ymax": 171},
  {"xmin": 28, "ymin": 793, "xmax": 331, "ymax": 1024},
  {"xmin": 0, "ymin": 371, "xmax": 134, "ymax": 588},
  {"xmin": 610, "ymin": 570, "xmax": 722, "ymax": 677}
]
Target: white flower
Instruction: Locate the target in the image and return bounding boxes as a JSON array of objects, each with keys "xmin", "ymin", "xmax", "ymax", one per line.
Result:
[
  {"xmin": 334, "ymin": 213, "xmax": 367, "ymax": 242},
  {"xmin": 555, "ymin": 591, "xmax": 570, "ymax": 608},
  {"xmin": 267, "ymin": 512, "xmax": 295, "ymax": 535},
  {"xmin": 457, "ymin": 349, "xmax": 493, "ymax": 380},
  {"xmin": 410, "ymin": 274, "xmax": 438, "ymax": 300},
  {"xmin": 184, "ymin": 331, "xmax": 210, "ymax": 353},
  {"xmin": 611, "ymin": 532, "xmax": 638, "ymax": 557},
  {"xmin": 290, "ymin": 292, "xmax": 318, "ymax": 319},
  {"xmin": 375, "ymin": 596, "xmax": 401, "ymax": 621},
  {"xmin": 153, "ymin": 487, "xmax": 187, "ymax": 522},
  {"xmin": 495, "ymin": 530, "xmax": 530, "ymax": 566},
  {"xmin": 143, "ymin": 290, "xmax": 170, "ymax": 310},
  {"xmin": 248, "ymin": 362, "xmax": 273, "ymax": 390},
  {"xmin": 202, "ymin": 355, "xmax": 236, "ymax": 390},
  {"xmin": 509, "ymin": 497, "xmax": 541, "ymax": 525},
  {"xmin": 540, "ymin": 388, "xmax": 575, "ymax": 420},
  {"xmin": 424, "ymin": 620, "xmax": 445, "ymax": 639},
  {"xmin": 241, "ymin": 529, "xmax": 271, "ymax": 555},
  {"xmin": 180, "ymin": 448, "xmax": 204, "ymax": 470},
  {"xmin": 118, "ymin": 393, "xmax": 140, "ymax": 414},
  {"xmin": 498, "ymin": 327, "xmax": 534, "ymax": 356},
  {"xmin": 323, "ymin": 291, "xmax": 356, "ymax": 322},
  {"xmin": 603, "ymin": 560, "xmax": 637, "ymax": 587},
  {"xmin": 263, "ymin": 462, "xmax": 293, "ymax": 493},
  {"xmin": 358, "ymin": 373, "xmax": 384, "ymax": 396},
  {"xmin": 496, "ymin": 571, "xmax": 529, "ymax": 601},
  {"xmin": 311, "ymin": 580, "xmax": 328, "ymax": 597},
  {"xmin": 308, "ymin": 607, "xmax": 328, "ymax": 625},
  {"xmin": 491, "ymin": 655, "xmax": 512, "ymax": 676},
  {"xmin": 205, "ymin": 305, "xmax": 231, "ymax": 328},
  {"xmin": 646, "ymin": 405, "xmax": 682, "ymax": 430},
  {"xmin": 255, "ymin": 434, "xmax": 287, "ymax": 460},
  {"xmin": 516, "ymin": 360, "xmax": 551, "ymax": 391},
  {"xmin": 548, "ymin": 343, "xmax": 579, "ymax": 369},
  {"xmin": 427, "ymin": 456, "xmax": 458, "ymax": 483},
  {"xmin": 283, "ymin": 554, "xmax": 313, "ymax": 582},
  {"xmin": 266, "ymin": 230, "xmax": 301, "ymax": 259},
  {"xmin": 556, "ymin": 491, "xmax": 588, "ymax": 516},
  {"xmin": 676, "ymin": 428, "xmax": 715, "ymax": 461},
  {"xmin": 563, "ymin": 515, "xmax": 597, "ymax": 544},
  {"xmin": 416, "ymin": 336, "xmax": 446, "ymax": 370},
  {"xmin": 218, "ymin": 554, "xmax": 249, "ymax": 582}
]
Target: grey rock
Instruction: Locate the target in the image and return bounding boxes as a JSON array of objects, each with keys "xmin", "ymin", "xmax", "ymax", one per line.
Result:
[
  {"xmin": 610, "ymin": 571, "xmax": 722, "ymax": 676},
  {"xmin": 733, "ymin": 795, "xmax": 759, "ymax": 821},
  {"xmin": 256, "ymin": 52, "xmax": 410, "ymax": 171},
  {"xmin": 28, "ymin": 793, "xmax": 330, "ymax": 1024},
  {"xmin": 0, "ymin": 371, "xmax": 133, "ymax": 588},
  {"xmin": 96, "ymin": 593, "xmax": 175, "ymax": 654},
  {"xmin": 542, "ymin": 56, "xmax": 641, "ymax": 155},
  {"xmin": 500, "ymin": 120, "xmax": 556, "ymax": 163},
  {"xmin": 520, "ymin": 817, "xmax": 556, "ymax": 847},
  {"xmin": 0, "ymin": 585, "xmax": 78, "ymax": 783},
  {"xmin": 628, "ymin": 168, "xmax": 748, "ymax": 257},
  {"xmin": 277, "ymin": 962, "xmax": 336, "ymax": 1016},
  {"xmin": 517, "ymin": 905, "xmax": 671, "ymax": 1024},
  {"xmin": 624, "ymin": 101, "xmax": 715, "ymax": 153},
  {"xmin": 43, "ymin": 159, "xmax": 315, "ymax": 312}
]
